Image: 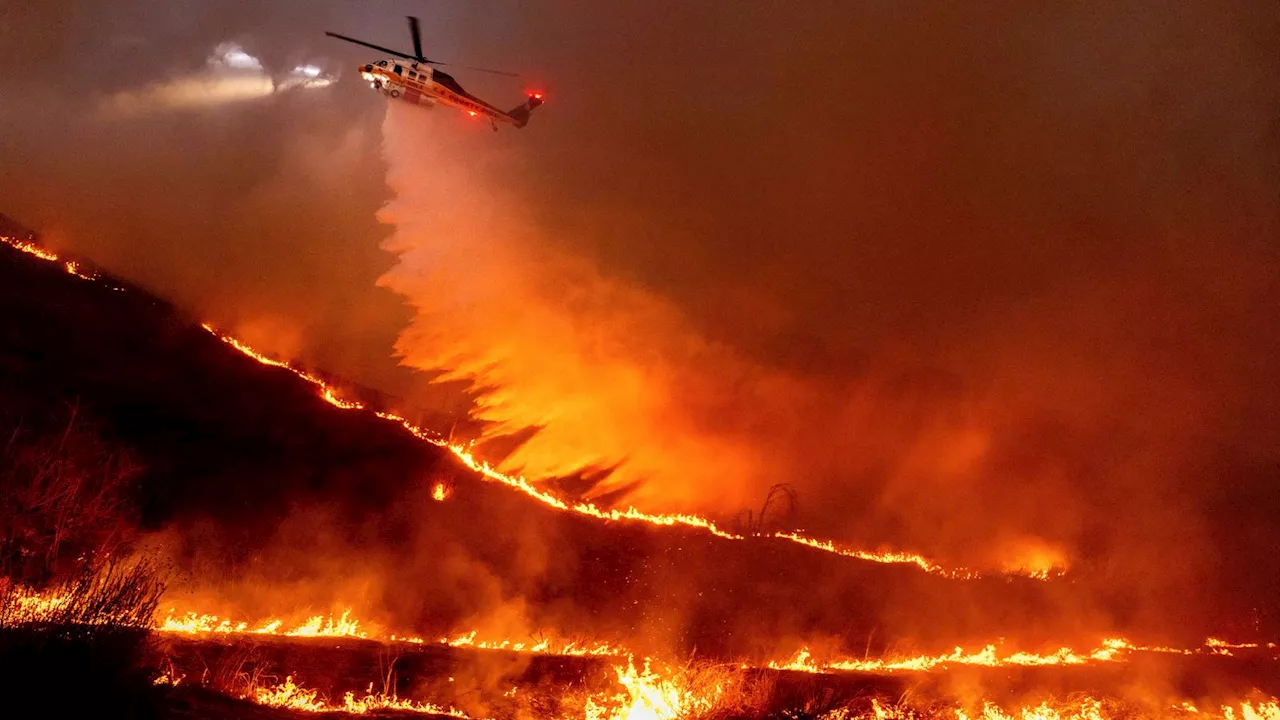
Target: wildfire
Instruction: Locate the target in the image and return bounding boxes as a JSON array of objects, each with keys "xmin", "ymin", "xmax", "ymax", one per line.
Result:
[
  {"xmin": 235, "ymin": 667, "xmax": 1280, "ymax": 720},
  {"xmin": 158, "ymin": 609, "xmax": 369, "ymax": 639},
  {"xmin": 1, "ymin": 234, "xmax": 98, "ymax": 281},
  {"xmin": 766, "ymin": 636, "xmax": 1280, "ymax": 675},
  {"xmin": 771, "ymin": 532, "xmax": 976, "ymax": 579},
  {"xmin": 197, "ymin": 318, "xmax": 1034, "ymax": 581},
  {"xmin": 1, "ymin": 586, "xmax": 72, "ymax": 624},
  {"xmin": 156, "ymin": 606, "xmax": 630, "ymax": 659},
  {"xmin": 0, "ymin": 231, "xmax": 1061, "ymax": 581},
  {"xmin": 440, "ymin": 629, "xmax": 622, "ymax": 657},
  {"xmin": 944, "ymin": 700, "xmax": 1280, "ymax": 720},
  {"xmin": 583, "ymin": 659, "xmax": 727, "ymax": 720},
  {"xmin": 9, "ymin": 222, "xmax": 1279, "ymax": 720},
  {"xmin": 1205, "ymin": 637, "xmax": 1275, "ymax": 654},
  {"xmin": 577, "ymin": 661, "xmax": 1280, "ymax": 720},
  {"xmin": 10, "ymin": 582, "xmax": 1278, "ymax": 720},
  {"xmin": 250, "ymin": 676, "xmax": 467, "ymax": 717}
]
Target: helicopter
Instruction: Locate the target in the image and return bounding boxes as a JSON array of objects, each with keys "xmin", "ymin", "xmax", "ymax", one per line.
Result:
[{"xmin": 326, "ymin": 17, "xmax": 542, "ymax": 130}]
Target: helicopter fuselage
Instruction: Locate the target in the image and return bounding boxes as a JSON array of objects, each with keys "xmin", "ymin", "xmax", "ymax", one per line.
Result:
[
  {"xmin": 327, "ymin": 17, "xmax": 542, "ymax": 130},
  {"xmin": 359, "ymin": 58, "xmax": 519, "ymax": 125}
]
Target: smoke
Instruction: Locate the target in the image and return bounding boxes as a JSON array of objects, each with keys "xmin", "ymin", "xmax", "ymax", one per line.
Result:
[
  {"xmin": 374, "ymin": 0, "xmax": 1280, "ymax": 619},
  {"xmin": 99, "ymin": 42, "xmax": 334, "ymax": 118},
  {"xmin": 0, "ymin": 2, "xmax": 424, "ymax": 398},
  {"xmin": 379, "ymin": 105, "xmax": 779, "ymax": 511}
]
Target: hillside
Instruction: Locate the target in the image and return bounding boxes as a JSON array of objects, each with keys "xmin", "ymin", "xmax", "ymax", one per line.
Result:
[
  {"xmin": 0, "ymin": 216, "xmax": 1088, "ymax": 657},
  {"xmin": 4, "ymin": 216, "xmax": 1280, "ymax": 720}
]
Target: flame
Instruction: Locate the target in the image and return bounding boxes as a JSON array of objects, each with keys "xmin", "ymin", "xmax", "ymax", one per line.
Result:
[
  {"xmin": 440, "ymin": 629, "xmax": 620, "ymax": 657},
  {"xmin": 284, "ymin": 610, "xmax": 364, "ymax": 638},
  {"xmin": 2, "ymin": 586, "xmax": 73, "ymax": 623},
  {"xmin": 954, "ymin": 700, "xmax": 1110, "ymax": 720},
  {"xmin": 771, "ymin": 531, "xmax": 975, "ymax": 579},
  {"xmin": 432, "ymin": 482, "xmax": 450, "ymax": 501},
  {"xmin": 156, "ymin": 606, "xmax": 628, "ymax": 658},
  {"xmin": 157, "ymin": 609, "xmax": 368, "ymax": 639},
  {"xmin": 584, "ymin": 659, "xmax": 724, "ymax": 720},
  {"xmin": 943, "ymin": 700, "xmax": 1280, "ymax": 720},
  {"xmin": 1, "ymin": 234, "xmax": 98, "ymax": 281},
  {"xmin": 765, "ymin": 636, "xmax": 1280, "ymax": 675}
]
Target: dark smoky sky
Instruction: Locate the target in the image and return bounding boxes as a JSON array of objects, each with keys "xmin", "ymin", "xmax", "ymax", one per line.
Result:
[{"xmin": 3, "ymin": 1, "xmax": 1280, "ymax": 611}]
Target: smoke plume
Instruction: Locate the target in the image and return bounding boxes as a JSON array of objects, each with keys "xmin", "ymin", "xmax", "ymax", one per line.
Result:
[{"xmin": 4, "ymin": 0, "xmax": 1280, "ymax": 629}]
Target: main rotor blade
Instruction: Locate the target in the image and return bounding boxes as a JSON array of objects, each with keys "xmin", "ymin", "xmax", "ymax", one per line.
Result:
[
  {"xmin": 407, "ymin": 16, "xmax": 424, "ymax": 59},
  {"xmin": 326, "ymin": 28, "xmax": 517, "ymax": 78},
  {"xmin": 433, "ymin": 61, "xmax": 520, "ymax": 78},
  {"xmin": 324, "ymin": 31, "xmax": 428, "ymax": 63}
]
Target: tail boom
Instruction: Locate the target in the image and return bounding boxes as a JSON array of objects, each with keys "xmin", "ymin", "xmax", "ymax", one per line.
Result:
[{"xmin": 505, "ymin": 93, "xmax": 544, "ymax": 128}]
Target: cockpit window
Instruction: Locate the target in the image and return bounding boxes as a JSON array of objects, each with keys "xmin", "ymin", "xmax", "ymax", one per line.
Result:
[
  {"xmin": 432, "ymin": 70, "xmax": 465, "ymax": 95},
  {"xmin": 377, "ymin": 60, "xmax": 388, "ymax": 67}
]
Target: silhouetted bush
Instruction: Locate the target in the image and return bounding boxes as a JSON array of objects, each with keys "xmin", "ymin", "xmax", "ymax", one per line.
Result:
[{"xmin": 0, "ymin": 400, "xmax": 165, "ymax": 718}]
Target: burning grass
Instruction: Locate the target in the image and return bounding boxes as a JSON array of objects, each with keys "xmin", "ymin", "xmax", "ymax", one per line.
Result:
[
  {"xmin": 202, "ymin": 646, "xmax": 1280, "ymax": 720},
  {"xmin": 151, "ymin": 624, "xmax": 1280, "ymax": 720},
  {"xmin": 248, "ymin": 675, "xmax": 469, "ymax": 716}
]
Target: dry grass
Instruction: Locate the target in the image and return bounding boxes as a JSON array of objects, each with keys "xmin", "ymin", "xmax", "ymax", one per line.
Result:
[
  {"xmin": 0, "ymin": 402, "xmax": 140, "ymax": 585},
  {"xmin": 0, "ymin": 401, "xmax": 167, "ymax": 717}
]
